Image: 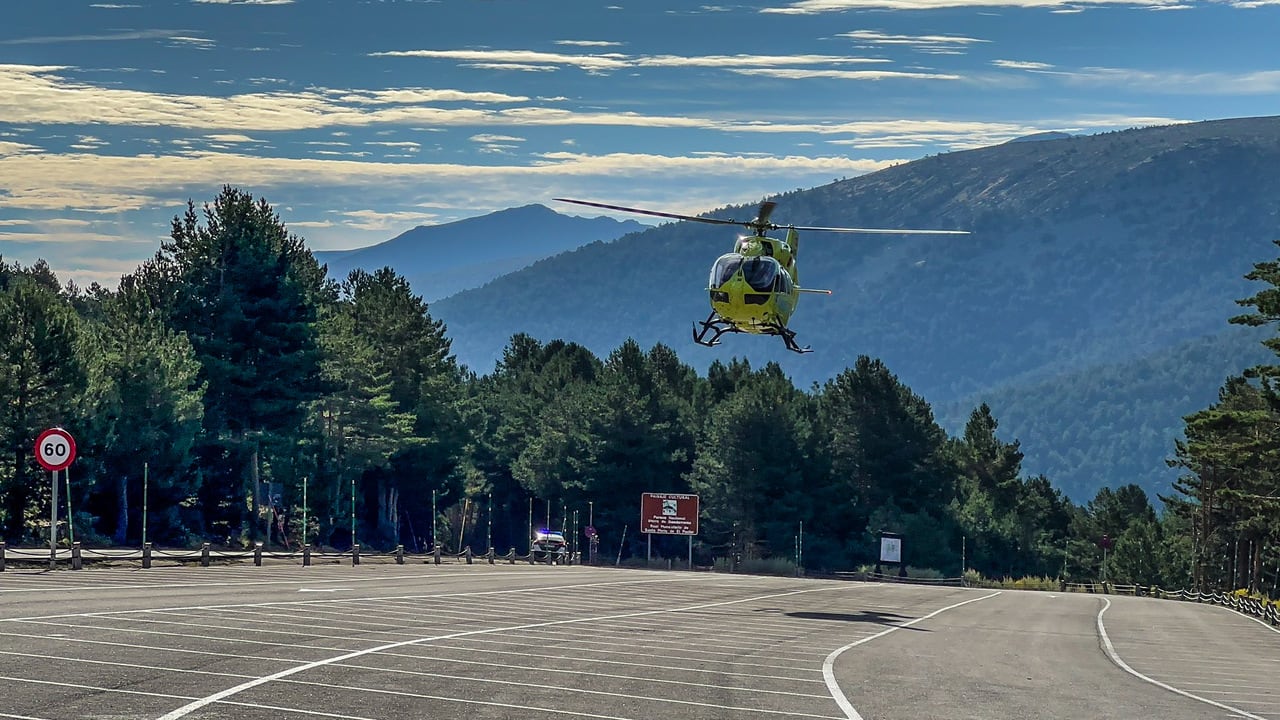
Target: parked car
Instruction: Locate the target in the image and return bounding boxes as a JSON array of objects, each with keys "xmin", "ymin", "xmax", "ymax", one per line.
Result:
[{"xmin": 531, "ymin": 529, "xmax": 568, "ymax": 564}]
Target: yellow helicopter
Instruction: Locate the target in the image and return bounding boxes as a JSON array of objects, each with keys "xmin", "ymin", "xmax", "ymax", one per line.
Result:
[{"xmin": 555, "ymin": 198, "xmax": 967, "ymax": 353}]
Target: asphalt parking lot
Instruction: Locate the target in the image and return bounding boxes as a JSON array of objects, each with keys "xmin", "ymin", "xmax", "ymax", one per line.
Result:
[{"xmin": 0, "ymin": 563, "xmax": 1276, "ymax": 719}]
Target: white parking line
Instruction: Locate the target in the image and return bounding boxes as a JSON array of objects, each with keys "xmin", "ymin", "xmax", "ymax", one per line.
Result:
[
  {"xmin": 156, "ymin": 584, "xmax": 845, "ymax": 719},
  {"xmin": 1096, "ymin": 597, "xmax": 1270, "ymax": 720},
  {"xmin": 822, "ymin": 591, "xmax": 1001, "ymax": 720}
]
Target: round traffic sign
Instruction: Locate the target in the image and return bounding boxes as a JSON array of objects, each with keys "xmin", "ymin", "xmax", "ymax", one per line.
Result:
[{"xmin": 35, "ymin": 427, "xmax": 76, "ymax": 472}]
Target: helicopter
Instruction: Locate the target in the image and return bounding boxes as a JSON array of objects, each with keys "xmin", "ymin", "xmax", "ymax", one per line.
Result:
[{"xmin": 555, "ymin": 197, "xmax": 968, "ymax": 353}]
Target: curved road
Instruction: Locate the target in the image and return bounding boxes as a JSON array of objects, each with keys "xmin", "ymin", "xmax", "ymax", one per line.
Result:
[{"xmin": 0, "ymin": 564, "xmax": 1275, "ymax": 719}]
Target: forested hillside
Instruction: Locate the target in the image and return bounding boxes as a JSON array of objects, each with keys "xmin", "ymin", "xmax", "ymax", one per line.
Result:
[
  {"xmin": 433, "ymin": 116, "xmax": 1280, "ymax": 500},
  {"xmin": 938, "ymin": 326, "xmax": 1273, "ymax": 501},
  {"xmin": 1, "ymin": 184, "xmax": 1276, "ymax": 597}
]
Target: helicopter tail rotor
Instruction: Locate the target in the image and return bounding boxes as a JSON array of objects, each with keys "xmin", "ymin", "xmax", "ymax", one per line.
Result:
[{"xmin": 750, "ymin": 201, "xmax": 777, "ymax": 234}]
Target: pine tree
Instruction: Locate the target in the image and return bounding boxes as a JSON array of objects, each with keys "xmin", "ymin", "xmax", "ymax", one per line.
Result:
[
  {"xmin": 133, "ymin": 186, "xmax": 326, "ymax": 540},
  {"xmin": 0, "ymin": 262, "xmax": 85, "ymax": 541}
]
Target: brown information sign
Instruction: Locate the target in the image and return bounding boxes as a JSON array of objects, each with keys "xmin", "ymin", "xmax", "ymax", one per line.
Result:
[{"xmin": 640, "ymin": 492, "xmax": 699, "ymax": 535}]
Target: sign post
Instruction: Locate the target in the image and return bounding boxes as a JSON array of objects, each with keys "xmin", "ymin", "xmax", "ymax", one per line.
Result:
[
  {"xmin": 640, "ymin": 493, "xmax": 699, "ymax": 570},
  {"xmin": 35, "ymin": 428, "xmax": 77, "ymax": 571},
  {"xmin": 878, "ymin": 531, "xmax": 903, "ymax": 577}
]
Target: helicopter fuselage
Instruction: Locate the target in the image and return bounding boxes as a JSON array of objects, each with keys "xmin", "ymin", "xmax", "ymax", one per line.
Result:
[{"xmin": 707, "ymin": 228, "xmax": 802, "ymax": 333}]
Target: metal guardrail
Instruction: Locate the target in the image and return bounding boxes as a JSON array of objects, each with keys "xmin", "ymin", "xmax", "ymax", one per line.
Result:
[
  {"xmin": 1153, "ymin": 587, "xmax": 1280, "ymax": 626},
  {"xmin": 1060, "ymin": 580, "xmax": 1279, "ymax": 626},
  {"xmin": 832, "ymin": 570, "xmax": 967, "ymax": 587},
  {"xmin": 0, "ymin": 540, "xmax": 581, "ymax": 571}
]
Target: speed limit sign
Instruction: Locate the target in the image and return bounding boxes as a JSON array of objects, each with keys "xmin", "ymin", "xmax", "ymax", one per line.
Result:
[{"xmin": 35, "ymin": 427, "xmax": 76, "ymax": 472}]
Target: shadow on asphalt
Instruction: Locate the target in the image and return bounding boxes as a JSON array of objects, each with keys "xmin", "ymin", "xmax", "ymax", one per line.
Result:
[
  {"xmin": 783, "ymin": 609, "xmax": 926, "ymax": 628},
  {"xmin": 749, "ymin": 606, "xmax": 924, "ymax": 628}
]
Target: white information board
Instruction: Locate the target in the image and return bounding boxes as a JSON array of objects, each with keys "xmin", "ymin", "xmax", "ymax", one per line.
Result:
[{"xmin": 880, "ymin": 536, "xmax": 902, "ymax": 564}]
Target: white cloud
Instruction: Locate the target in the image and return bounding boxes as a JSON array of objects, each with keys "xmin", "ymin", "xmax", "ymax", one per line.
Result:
[
  {"xmin": 471, "ymin": 134, "xmax": 527, "ymax": 143},
  {"xmin": 371, "ymin": 49, "xmax": 630, "ymax": 73},
  {"xmin": 0, "ymin": 147, "xmax": 907, "ymax": 216},
  {"xmin": 555, "ymin": 40, "xmax": 624, "ymax": 47},
  {"xmin": 373, "ymin": 48, "xmax": 904, "ymax": 74},
  {"xmin": 338, "ymin": 209, "xmax": 441, "ymax": 232},
  {"xmin": 1062, "ymin": 67, "xmax": 1280, "ymax": 94},
  {"xmin": 0, "ymin": 230, "xmax": 151, "ymax": 244},
  {"xmin": 732, "ymin": 68, "xmax": 962, "ymax": 80},
  {"xmin": 464, "ymin": 63, "xmax": 560, "ymax": 72},
  {"xmin": 0, "ymin": 65, "xmax": 533, "ymax": 131},
  {"xmin": 0, "ymin": 30, "xmax": 178, "ymax": 45},
  {"xmin": 204, "ymin": 133, "xmax": 264, "ymax": 142},
  {"xmin": 993, "ymin": 59, "xmax": 1055, "ymax": 70},
  {"xmin": 634, "ymin": 54, "xmax": 891, "ymax": 68},
  {"xmin": 0, "ymin": 140, "xmax": 42, "ymax": 156},
  {"xmin": 837, "ymin": 30, "xmax": 990, "ymax": 54},
  {"xmin": 167, "ymin": 35, "xmax": 216, "ymax": 47},
  {"xmin": 331, "ymin": 88, "xmax": 528, "ymax": 104}
]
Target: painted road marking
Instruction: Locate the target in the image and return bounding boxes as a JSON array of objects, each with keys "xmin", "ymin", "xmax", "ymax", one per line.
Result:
[
  {"xmin": 1096, "ymin": 597, "xmax": 1269, "ymax": 720},
  {"xmin": 156, "ymin": 584, "xmax": 848, "ymax": 719},
  {"xmin": 822, "ymin": 591, "xmax": 1002, "ymax": 720}
]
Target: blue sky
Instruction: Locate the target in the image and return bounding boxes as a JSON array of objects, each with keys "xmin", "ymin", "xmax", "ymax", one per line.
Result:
[{"xmin": 2, "ymin": 0, "xmax": 1278, "ymax": 288}]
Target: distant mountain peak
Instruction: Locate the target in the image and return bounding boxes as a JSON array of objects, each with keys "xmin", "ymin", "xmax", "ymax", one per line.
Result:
[
  {"xmin": 1006, "ymin": 131, "xmax": 1073, "ymax": 143},
  {"xmin": 313, "ymin": 205, "xmax": 644, "ymax": 302}
]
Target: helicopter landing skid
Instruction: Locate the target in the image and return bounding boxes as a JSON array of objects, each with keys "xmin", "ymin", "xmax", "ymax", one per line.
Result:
[
  {"xmin": 692, "ymin": 312, "xmax": 812, "ymax": 354},
  {"xmin": 692, "ymin": 313, "xmax": 737, "ymax": 348}
]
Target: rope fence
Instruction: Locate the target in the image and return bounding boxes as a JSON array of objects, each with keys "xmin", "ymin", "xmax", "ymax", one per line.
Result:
[{"xmin": 0, "ymin": 540, "xmax": 581, "ymax": 571}]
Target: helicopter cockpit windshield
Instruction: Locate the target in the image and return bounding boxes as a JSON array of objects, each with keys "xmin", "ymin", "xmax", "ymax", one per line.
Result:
[{"xmin": 709, "ymin": 254, "xmax": 780, "ymax": 292}]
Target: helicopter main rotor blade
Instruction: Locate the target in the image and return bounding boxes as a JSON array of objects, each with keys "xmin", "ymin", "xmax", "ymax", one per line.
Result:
[
  {"xmin": 790, "ymin": 225, "xmax": 970, "ymax": 235},
  {"xmin": 554, "ymin": 198, "xmax": 742, "ymax": 227}
]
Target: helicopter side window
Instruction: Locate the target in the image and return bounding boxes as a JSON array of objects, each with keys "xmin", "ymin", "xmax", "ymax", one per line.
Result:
[
  {"xmin": 709, "ymin": 254, "xmax": 743, "ymax": 288},
  {"xmin": 741, "ymin": 256, "xmax": 779, "ymax": 292},
  {"xmin": 773, "ymin": 267, "xmax": 793, "ymax": 293}
]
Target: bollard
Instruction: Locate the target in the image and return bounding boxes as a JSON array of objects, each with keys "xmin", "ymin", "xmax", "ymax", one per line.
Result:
[
  {"xmin": 487, "ymin": 547, "xmax": 495, "ymax": 565},
  {"xmin": 254, "ymin": 542, "xmax": 262, "ymax": 567},
  {"xmin": 201, "ymin": 542, "xmax": 210, "ymax": 567},
  {"xmin": 465, "ymin": 546, "xmax": 473, "ymax": 565},
  {"xmin": 433, "ymin": 545, "xmax": 441, "ymax": 565},
  {"xmin": 352, "ymin": 544, "xmax": 361, "ymax": 566},
  {"xmin": 508, "ymin": 547, "xmax": 516, "ymax": 565},
  {"xmin": 72, "ymin": 542, "xmax": 82, "ymax": 570},
  {"xmin": 142, "ymin": 542, "xmax": 152, "ymax": 569},
  {"xmin": 395, "ymin": 544, "xmax": 404, "ymax": 564},
  {"xmin": 302, "ymin": 543, "xmax": 311, "ymax": 567},
  {"xmin": 1, "ymin": 541, "xmax": 6, "ymax": 572}
]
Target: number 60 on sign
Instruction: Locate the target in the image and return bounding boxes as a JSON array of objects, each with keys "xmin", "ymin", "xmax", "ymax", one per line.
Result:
[{"xmin": 35, "ymin": 427, "xmax": 76, "ymax": 472}]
